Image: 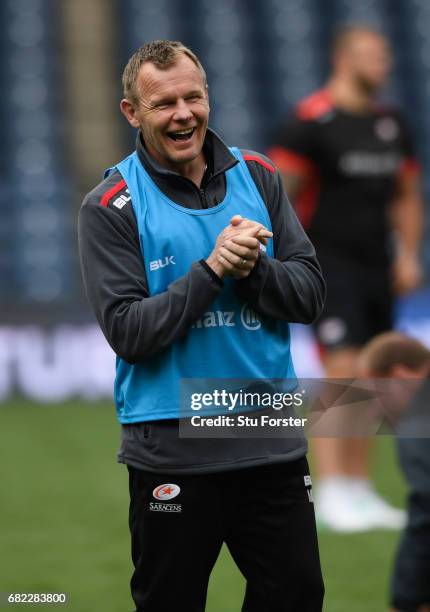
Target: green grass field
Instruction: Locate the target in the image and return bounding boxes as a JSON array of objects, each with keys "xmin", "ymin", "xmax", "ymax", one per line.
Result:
[{"xmin": 0, "ymin": 401, "xmax": 406, "ymax": 611}]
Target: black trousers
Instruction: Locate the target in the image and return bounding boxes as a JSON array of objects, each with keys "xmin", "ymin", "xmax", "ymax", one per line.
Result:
[
  {"xmin": 391, "ymin": 437, "xmax": 430, "ymax": 611},
  {"xmin": 128, "ymin": 457, "xmax": 324, "ymax": 611}
]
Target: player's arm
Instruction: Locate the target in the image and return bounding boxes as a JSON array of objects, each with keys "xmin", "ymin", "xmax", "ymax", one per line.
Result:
[
  {"xmin": 266, "ymin": 146, "xmax": 311, "ymax": 203},
  {"xmin": 78, "ymin": 176, "xmax": 224, "ymax": 364},
  {"xmin": 389, "ymin": 111, "xmax": 424, "ymax": 295},
  {"xmin": 279, "ymin": 172, "xmax": 306, "ymax": 203},
  {"xmin": 233, "ymin": 154, "xmax": 326, "ymax": 324},
  {"xmin": 266, "ymin": 114, "xmax": 318, "ymax": 204},
  {"xmin": 390, "ymin": 163, "xmax": 423, "ymax": 294}
]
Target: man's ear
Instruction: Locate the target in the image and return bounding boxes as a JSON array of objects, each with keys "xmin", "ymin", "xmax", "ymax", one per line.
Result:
[{"xmin": 120, "ymin": 99, "xmax": 141, "ymax": 129}]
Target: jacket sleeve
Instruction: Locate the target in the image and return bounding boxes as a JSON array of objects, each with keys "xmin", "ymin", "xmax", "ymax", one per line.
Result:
[
  {"xmin": 234, "ymin": 153, "xmax": 326, "ymax": 324},
  {"xmin": 78, "ymin": 177, "xmax": 223, "ymax": 364}
]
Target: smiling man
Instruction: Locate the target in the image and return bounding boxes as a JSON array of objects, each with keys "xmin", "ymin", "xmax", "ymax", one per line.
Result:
[
  {"xmin": 120, "ymin": 50, "xmax": 209, "ymax": 183},
  {"xmin": 78, "ymin": 40, "xmax": 325, "ymax": 611}
]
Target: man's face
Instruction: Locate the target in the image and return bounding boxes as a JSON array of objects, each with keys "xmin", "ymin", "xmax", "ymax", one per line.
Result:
[
  {"xmin": 124, "ymin": 55, "xmax": 209, "ymax": 170},
  {"xmin": 343, "ymin": 33, "xmax": 392, "ymax": 93}
]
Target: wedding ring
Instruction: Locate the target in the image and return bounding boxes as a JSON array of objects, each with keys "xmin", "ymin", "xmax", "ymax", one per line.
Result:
[{"xmin": 241, "ymin": 258, "xmax": 247, "ymax": 268}]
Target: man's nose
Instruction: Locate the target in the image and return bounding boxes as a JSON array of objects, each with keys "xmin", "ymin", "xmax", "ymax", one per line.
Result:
[{"xmin": 172, "ymin": 98, "xmax": 193, "ymax": 121}]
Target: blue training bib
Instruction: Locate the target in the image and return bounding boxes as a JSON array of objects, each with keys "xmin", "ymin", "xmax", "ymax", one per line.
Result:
[{"xmin": 108, "ymin": 148, "xmax": 296, "ymax": 423}]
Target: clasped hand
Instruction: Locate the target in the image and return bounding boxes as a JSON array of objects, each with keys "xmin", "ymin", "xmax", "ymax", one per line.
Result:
[{"xmin": 206, "ymin": 215, "xmax": 272, "ymax": 280}]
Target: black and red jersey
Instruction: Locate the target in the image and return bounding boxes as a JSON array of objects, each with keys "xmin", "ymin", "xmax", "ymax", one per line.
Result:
[{"xmin": 268, "ymin": 89, "xmax": 420, "ymax": 265}]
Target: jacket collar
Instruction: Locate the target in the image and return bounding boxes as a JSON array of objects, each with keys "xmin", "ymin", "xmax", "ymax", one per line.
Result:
[{"xmin": 135, "ymin": 127, "xmax": 238, "ymax": 185}]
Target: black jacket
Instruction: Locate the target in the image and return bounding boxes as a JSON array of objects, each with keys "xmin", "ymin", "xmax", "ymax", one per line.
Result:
[{"xmin": 77, "ymin": 128, "xmax": 325, "ymax": 473}]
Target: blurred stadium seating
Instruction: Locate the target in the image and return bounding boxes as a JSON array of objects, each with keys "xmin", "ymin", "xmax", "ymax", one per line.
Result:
[
  {"xmin": 0, "ymin": 0, "xmax": 429, "ymax": 398},
  {"xmin": 0, "ymin": 0, "xmax": 74, "ymax": 312}
]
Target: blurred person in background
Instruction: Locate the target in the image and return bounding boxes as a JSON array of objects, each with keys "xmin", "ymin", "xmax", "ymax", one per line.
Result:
[
  {"xmin": 359, "ymin": 332, "xmax": 430, "ymax": 612},
  {"xmin": 78, "ymin": 40, "xmax": 325, "ymax": 611},
  {"xmin": 268, "ymin": 25, "xmax": 423, "ymax": 532}
]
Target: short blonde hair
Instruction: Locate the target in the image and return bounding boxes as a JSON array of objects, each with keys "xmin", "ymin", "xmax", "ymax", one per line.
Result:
[{"xmin": 122, "ymin": 40, "xmax": 207, "ymax": 105}]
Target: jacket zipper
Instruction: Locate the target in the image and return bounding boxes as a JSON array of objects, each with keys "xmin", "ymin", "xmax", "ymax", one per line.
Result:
[
  {"xmin": 166, "ymin": 159, "xmax": 238, "ymax": 209},
  {"xmin": 199, "ymin": 188, "xmax": 208, "ymax": 209}
]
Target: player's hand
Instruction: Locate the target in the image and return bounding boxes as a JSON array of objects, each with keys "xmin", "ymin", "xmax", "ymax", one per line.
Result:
[
  {"xmin": 220, "ymin": 218, "xmax": 272, "ymax": 279},
  {"xmin": 206, "ymin": 219, "xmax": 272, "ymax": 279},
  {"xmin": 392, "ymin": 252, "xmax": 422, "ymax": 295},
  {"xmin": 218, "ymin": 232, "xmax": 261, "ymax": 280},
  {"xmin": 229, "ymin": 215, "xmax": 272, "ymax": 246}
]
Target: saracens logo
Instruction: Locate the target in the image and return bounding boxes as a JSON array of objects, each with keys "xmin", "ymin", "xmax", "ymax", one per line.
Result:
[
  {"xmin": 153, "ymin": 484, "xmax": 181, "ymax": 501},
  {"xmin": 375, "ymin": 117, "xmax": 399, "ymax": 142}
]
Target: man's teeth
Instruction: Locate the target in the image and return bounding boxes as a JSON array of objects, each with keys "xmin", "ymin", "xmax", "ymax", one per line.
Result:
[{"xmin": 168, "ymin": 127, "xmax": 195, "ymax": 141}]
